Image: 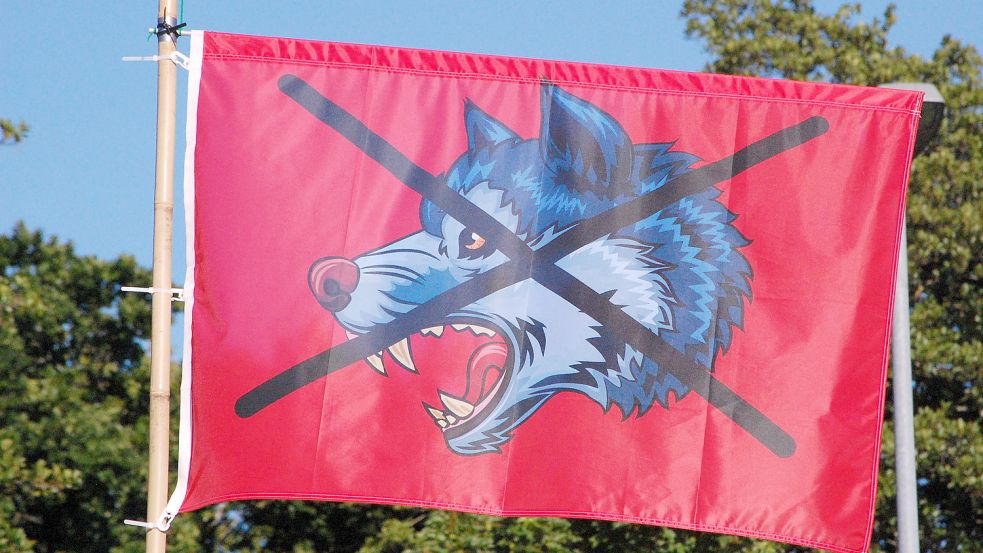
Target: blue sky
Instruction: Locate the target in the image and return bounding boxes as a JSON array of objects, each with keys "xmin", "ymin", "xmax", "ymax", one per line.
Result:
[{"xmin": 2, "ymin": 1, "xmax": 980, "ymax": 329}]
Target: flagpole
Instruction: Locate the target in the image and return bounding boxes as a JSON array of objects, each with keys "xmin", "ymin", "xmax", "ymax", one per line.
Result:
[
  {"xmin": 147, "ymin": 1, "xmax": 180, "ymax": 551},
  {"xmin": 891, "ymin": 221, "xmax": 920, "ymax": 553},
  {"xmin": 880, "ymin": 81, "xmax": 944, "ymax": 553}
]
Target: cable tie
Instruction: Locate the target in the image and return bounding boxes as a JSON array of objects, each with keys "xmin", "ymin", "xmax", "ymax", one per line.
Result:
[
  {"xmin": 120, "ymin": 51, "xmax": 191, "ymax": 71},
  {"xmin": 123, "ymin": 519, "xmax": 167, "ymax": 532},
  {"xmin": 122, "ymin": 510, "xmax": 174, "ymax": 532},
  {"xmin": 154, "ymin": 21, "xmax": 187, "ymax": 40},
  {"xmin": 121, "ymin": 286, "xmax": 185, "ymax": 302}
]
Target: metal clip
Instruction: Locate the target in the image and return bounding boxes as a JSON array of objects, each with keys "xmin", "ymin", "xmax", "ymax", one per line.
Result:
[{"xmin": 121, "ymin": 286, "xmax": 185, "ymax": 302}]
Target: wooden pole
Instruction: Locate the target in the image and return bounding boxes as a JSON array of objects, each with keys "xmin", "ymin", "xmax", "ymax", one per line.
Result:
[{"xmin": 147, "ymin": 1, "xmax": 180, "ymax": 551}]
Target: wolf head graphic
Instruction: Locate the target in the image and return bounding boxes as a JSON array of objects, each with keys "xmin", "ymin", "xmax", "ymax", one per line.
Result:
[{"xmin": 308, "ymin": 84, "xmax": 752, "ymax": 455}]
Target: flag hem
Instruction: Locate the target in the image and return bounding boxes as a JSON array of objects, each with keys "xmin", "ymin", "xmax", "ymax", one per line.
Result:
[
  {"xmin": 160, "ymin": 29, "xmax": 204, "ymax": 527},
  {"xmin": 859, "ymin": 95, "xmax": 924, "ymax": 550},
  {"xmin": 200, "ymin": 31, "xmax": 922, "ymax": 116},
  {"xmin": 177, "ymin": 491, "xmax": 869, "ymax": 553}
]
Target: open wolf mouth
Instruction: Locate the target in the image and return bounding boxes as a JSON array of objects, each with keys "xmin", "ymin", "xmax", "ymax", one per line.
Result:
[{"xmin": 346, "ymin": 319, "xmax": 513, "ymax": 440}]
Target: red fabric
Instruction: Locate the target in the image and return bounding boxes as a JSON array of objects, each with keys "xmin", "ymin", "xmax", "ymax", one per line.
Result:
[{"xmin": 182, "ymin": 31, "xmax": 920, "ymax": 553}]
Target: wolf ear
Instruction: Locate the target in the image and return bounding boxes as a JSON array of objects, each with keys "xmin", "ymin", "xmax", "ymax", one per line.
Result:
[
  {"xmin": 540, "ymin": 84, "xmax": 634, "ymax": 198},
  {"xmin": 465, "ymin": 100, "xmax": 519, "ymax": 153}
]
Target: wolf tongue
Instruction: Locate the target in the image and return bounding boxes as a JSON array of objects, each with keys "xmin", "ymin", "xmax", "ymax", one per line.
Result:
[{"xmin": 463, "ymin": 341, "xmax": 508, "ymax": 405}]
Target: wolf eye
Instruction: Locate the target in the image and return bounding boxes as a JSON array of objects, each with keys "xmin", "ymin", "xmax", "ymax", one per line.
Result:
[
  {"xmin": 464, "ymin": 232, "xmax": 485, "ymax": 250},
  {"xmin": 458, "ymin": 228, "xmax": 491, "ymax": 259}
]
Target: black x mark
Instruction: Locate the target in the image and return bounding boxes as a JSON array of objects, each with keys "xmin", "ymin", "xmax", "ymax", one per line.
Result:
[{"xmin": 235, "ymin": 74, "xmax": 829, "ymax": 458}]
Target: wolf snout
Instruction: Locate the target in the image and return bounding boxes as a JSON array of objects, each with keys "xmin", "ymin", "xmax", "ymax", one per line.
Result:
[{"xmin": 308, "ymin": 256, "xmax": 360, "ymax": 312}]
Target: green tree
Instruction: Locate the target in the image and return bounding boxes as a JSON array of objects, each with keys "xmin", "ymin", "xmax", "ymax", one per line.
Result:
[
  {"xmin": 0, "ymin": 221, "xmax": 400, "ymax": 551},
  {"xmin": 177, "ymin": 501, "xmax": 405, "ymax": 552},
  {"xmin": 1, "ymin": 119, "xmax": 29, "ymax": 145},
  {"xmin": 0, "ymin": 223, "xmax": 178, "ymax": 552}
]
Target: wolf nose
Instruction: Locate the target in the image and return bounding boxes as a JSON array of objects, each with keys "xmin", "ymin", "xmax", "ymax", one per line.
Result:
[{"xmin": 308, "ymin": 257, "xmax": 360, "ymax": 312}]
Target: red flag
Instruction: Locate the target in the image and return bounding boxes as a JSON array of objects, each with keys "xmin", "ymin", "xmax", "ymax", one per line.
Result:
[{"xmin": 165, "ymin": 31, "xmax": 921, "ymax": 553}]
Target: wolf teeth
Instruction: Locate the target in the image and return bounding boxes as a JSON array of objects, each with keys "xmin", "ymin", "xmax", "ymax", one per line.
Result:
[
  {"xmin": 439, "ymin": 391, "xmax": 475, "ymax": 418},
  {"xmin": 424, "ymin": 405, "xmax": 450, "ymax": 428},
  {"xmin": 421, "ymin": 324, "xmax": 496, "ymax": 337},
  {"xmin": 469, "ymin": 325, "xmax": 496, "ymax": 337},
  {"xmin": 347, "ymin": 331, "xmax": 387, "ymax": 375},
  {"xmin": 426, "ymin": 396, "xmax": 475, "ymax": 429},
  {"xmin": 365, "ymin": 352, "xmax": 386, "ymax": 374},
  {"xmin": 425, "ymin": 405, "xmax": 446, "ymax": 421},
  {"xmin": 387, "ymin": 339, "xmax": 416, "ymax": 372},
  {"xmin": 450, "ymin": 323, "xmax": 496, "ymax": 337},
  {"xmin": 420, "ymin": 326, "xmax": 445, "ymax": 337}
]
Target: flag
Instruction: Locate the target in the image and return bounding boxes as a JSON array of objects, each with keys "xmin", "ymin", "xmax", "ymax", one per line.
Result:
[{"xmin": 165, "ymin": 31, "xmax": 921, "ymax": 553}]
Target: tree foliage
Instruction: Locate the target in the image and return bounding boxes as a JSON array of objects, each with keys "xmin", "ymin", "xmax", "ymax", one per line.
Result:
[
  {"xmin": 0, "ymin": 223, "xmax": 154, "ymax": 551},
  {"xmin": 2, "ymin": 1, "xmax": 978, "ymax": 552},
  {"xmin": 1, "ymin": 119, "xmax": 29, "ymax": 145}
]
